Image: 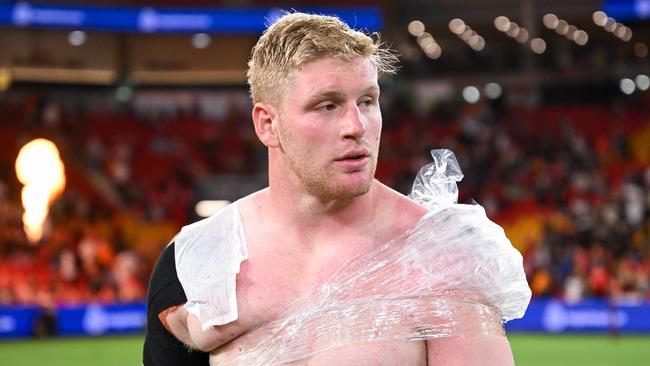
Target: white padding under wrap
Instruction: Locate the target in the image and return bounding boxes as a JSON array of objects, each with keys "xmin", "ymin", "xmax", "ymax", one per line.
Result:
[{"xmin": 175, "ymin": 202, "xmax": 248, "ymax": 331}]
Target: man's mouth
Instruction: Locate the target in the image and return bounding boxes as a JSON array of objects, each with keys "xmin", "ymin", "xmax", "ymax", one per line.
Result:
[
  {"xmin": 336, "ymin": 149, "xmax": 370, "ymax": 161},
  {"xmin": 334, "ymin": 149, "xmax": 371, "ymax": 169}
]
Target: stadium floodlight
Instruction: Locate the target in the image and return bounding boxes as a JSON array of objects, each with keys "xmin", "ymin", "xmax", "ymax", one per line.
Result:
[
  {"xmin": 620, "ymin": 27, "xmax": 633, "ymax": 42},
  {"xmin": 192, "ymin": 33, "xmax": 211, "ymax": 49},
  {"xmin": 418, "ymin": 36, "xmax": 435, "ymax": 48},
  {"xmin": 530, "ymin": 38, "xmax": 547, "ymax": 54},
  {"xmin": 604, "ymin": 18, "xmax": 617, "ymax": 32},
  {"xmin": 462, "ymin": 86, "xmax": 480, "ymax": 103},
  {"xmin": 449, "ymin": 18, "xmax": 466, "ymax": 35},
  {"xmin": 506, "ymin": 22, "xmax": 520, "ymax": 38},
  {"xmin": 484, "ymin": 82, "xmax": 503, "ymax": 99},
  {"xmin": 494, "ymin": 16, "xmax": 510, "ymax": 32},
  {"xmin": 408, "ymin": 20, "xmax": 425, "ymax": 36},
  {"xmin": 566, "ymin": 25, "xmax": 578, "ymax": 40},
  {"xmin": 635, "ymin": 75, "xmax": 649, "ymax": 91},
  {"xmin": 425, "ymin": 43, "xmax": 442, "ymax": 59},
  {"xmin": 555, "ymin": 20, "xmax": 569, "ymax": 35},
  {"xmin": 116, "ymin": 85, "xmax": 133, "ymax": 102},
  {"xmin": 574, "ymin": 30, "xmax": 589, "ymax": 46},
  {"xmin": 461, "ymin": 29, "xmax": 475, "ymax": 42},
  {"xmin": 471, "ymin": 36, "xmax": 486, "ymax": 51},
  {"xmin": 592, "ymin": 11, "xmax": 608, "ymax": 27},
  {"xmin": 67, "ymin": 30, "xmax": 86, "ymax": 46},
  {"xmin": 515, "ymin": 28, "xmax": 529, "ymax": 43},
  {"xmin": 619, "ymin": 78, "xmax": 635, "ymax": 95},
  {"xmin": 417, "ymin": 32, "xmax": 433, "ymax": 43},
  {"xmin": 543, "ymin": 13, "xmax": 559, "ymax": 29}
]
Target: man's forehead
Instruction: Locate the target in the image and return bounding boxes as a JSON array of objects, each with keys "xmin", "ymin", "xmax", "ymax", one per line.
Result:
[{"xmin": 292, "ymin": 56, "xmax": 379, "ymax": 93}]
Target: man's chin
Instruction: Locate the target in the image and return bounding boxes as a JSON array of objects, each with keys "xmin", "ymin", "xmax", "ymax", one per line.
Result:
[{"xmin": 323, "ymin": 178, "xmax": 373, "ymax": 201}]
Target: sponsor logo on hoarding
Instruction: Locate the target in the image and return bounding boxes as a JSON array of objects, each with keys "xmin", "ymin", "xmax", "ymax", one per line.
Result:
[
  {"xmin": 82, "ymin": 304, "xmax": 146, "ymax": 335},
  {"xmin": 542, "ymin": 300, "xmax": 629, "ymax": 332},
  {"xmin": 0, "ymin": 316, "xmax": 16, "ymax": 333}
]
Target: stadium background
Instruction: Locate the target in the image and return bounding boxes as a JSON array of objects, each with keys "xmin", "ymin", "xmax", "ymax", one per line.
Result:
[{"xmin": 0, "ymin": 0, "xmax": 649, "ymax": 365}]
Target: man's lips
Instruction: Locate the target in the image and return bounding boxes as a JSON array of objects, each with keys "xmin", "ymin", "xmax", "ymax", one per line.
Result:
[
  {"xmin": 334, "ymin": 150, "xmax": 371, "ymax": 169},
  {"xmin": 336, "ymin": 149, "xmax": 370, "ymax": 161}
]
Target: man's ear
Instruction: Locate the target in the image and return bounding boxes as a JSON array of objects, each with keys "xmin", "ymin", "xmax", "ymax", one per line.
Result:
[{"xmin": 252, "ymin": 103, "xmax": 280, "ymax": 148}]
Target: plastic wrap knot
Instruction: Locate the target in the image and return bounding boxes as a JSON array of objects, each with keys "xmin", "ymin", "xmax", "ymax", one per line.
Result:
[{"xmin": 408, "ymin": 149, "xmax": 464, "ymax": 211}]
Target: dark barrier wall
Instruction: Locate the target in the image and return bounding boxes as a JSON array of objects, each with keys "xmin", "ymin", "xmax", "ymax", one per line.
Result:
[{"xmin": 2, "ymin": 299, "xmax": 650, "ymax": 339}]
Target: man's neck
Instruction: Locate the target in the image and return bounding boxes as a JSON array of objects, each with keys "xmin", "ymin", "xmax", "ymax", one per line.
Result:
[{"xmin": 272, "ymin": 181, "xmax": 376, "ymax": 226}]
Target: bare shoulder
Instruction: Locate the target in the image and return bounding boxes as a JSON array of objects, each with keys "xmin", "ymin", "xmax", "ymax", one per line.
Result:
[
  {"xmin": 375, "ymin": 181, "xmax": 429, "ymax": 232},
  {"xmin": 236, "ymin": 188, "xmax": 270, "ymax": 233}
]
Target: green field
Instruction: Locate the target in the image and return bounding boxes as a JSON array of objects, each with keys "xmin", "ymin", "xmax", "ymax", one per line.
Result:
[{"xmin": 0, "ymin": 334, "xmax": 648, "ymax": 365}]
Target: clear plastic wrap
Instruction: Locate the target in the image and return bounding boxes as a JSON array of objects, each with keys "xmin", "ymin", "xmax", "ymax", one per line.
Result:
[
  {"xmin": 408, "ymin": 149, "xmax": 464, "ymax": 212},
  {"xmin": 213, "ymin": 149, "xmax": 531, "ymax": 365}
]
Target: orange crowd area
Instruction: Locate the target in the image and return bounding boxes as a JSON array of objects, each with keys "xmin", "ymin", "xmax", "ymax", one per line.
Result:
[{"xmin": 0, "ymin": 87, "xmax": 649, "ymax": 306}]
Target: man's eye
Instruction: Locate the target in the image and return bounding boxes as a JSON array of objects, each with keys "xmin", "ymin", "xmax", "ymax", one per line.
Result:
[
  {"xmin": 359, "ymin": 99, "xmax": 374, "ymax": 107},
  {"xmin": 318, "ymin": 103, "xmax": 337, "ymax": 111}
]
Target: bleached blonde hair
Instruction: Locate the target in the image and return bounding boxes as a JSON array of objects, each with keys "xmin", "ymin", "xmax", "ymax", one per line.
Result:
[{"xmin": 247, "ymin": 12, "xmax": 398, "ymax": 106}]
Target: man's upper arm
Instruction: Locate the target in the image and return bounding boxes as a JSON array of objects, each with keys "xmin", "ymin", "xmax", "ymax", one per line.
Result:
[
  {"xmin": 146, "ymin": 242, "xmax": 243, "ymax": 354},
  {"xmin": 425, "ymin": 306, "xmax": 514, "ymax": 366},
  {"xmin": 143, "ymin": 243, "xmax": 209, "ymax": 365}
]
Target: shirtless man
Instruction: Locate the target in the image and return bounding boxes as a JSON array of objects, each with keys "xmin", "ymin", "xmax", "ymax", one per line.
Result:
[{"xmin": 143, "ymin": 12, "xmax": 518, "ymax": 365}]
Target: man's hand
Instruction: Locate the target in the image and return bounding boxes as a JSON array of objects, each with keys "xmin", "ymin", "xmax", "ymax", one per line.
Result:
[{"xmin": 159, "ymin": 304, "xmax": 246, "ymax": 353}]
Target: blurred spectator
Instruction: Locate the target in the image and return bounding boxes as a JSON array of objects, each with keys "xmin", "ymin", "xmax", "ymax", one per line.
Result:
[{"xmin": 0, "ymin": 86, "xmax": 648, "ymax": 306}]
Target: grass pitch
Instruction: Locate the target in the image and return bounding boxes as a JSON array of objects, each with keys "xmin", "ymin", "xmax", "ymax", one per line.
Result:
[{"xmin": 0, "ymin": 333, "xmax": 648, "ymax": 365}]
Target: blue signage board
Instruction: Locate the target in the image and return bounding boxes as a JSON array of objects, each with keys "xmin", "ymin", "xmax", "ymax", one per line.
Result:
[
  {"xmin": 0, "ymin": 2, "xmax": 381, "ymax": 34},
  {"xmin": 506, "ymin": 298, "xmax": 650, "ymax": 333},
  {"xmin": 57, "ymin": 302, "xmax": 147, "ymax": 336},
  {"xmin": 0, "ymin": 306, "xmax": 40, "ymax": 339},
  {"xmin": 2, "ymin": 298, "xmax": 649, "ymax": 339},
  {"xmin": 603, "ymin": 0, "xmax": 650, "ymax": 20},
  {"xmin": 0, "ymin": 302, "xmax": 146, "ymax": 338}
]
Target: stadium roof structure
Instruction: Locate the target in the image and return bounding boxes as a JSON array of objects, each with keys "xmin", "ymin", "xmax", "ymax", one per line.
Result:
[{"xmin": 0, "ymin": 0, "xmax": 647, "ymax": 90}]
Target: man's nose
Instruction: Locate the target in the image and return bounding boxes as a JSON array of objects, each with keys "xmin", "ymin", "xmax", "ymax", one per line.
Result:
[{"xmin": 340, "ymin": 104, "xmax": 366, "ymax": 139}]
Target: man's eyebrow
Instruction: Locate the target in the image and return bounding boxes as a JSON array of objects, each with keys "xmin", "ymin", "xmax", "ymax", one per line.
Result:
[
  {"xmin": 304, "ymin": 90, "xmax": 345, "ymax": 105},
  {"xmin": 305, "ymin": 85, "xmax": 380, "ymax": 104}
]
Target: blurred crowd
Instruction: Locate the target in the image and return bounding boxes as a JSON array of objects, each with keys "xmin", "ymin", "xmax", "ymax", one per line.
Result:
[
  {"xmin": 0, "ymin": 85, "xmax": 648, "ymax": 307},
  {"xmin": 377, "ymin": 91, "xmax": 650, "ymax": 303}
]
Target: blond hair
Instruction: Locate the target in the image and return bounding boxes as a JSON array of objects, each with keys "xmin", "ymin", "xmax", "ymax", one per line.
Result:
[{"xmin": 247, "ymin": 12, "xmax": 398, "ymax": 105}]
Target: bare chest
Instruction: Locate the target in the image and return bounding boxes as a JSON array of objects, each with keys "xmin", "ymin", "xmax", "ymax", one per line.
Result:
[
  {"xmin": 234, "ymin": 234, "xmax": 372, "ymax": 326},
  {"xmin": 211, "ymin": 340, "xmax": 427, "ymax": 365},
  {"xmin": 209, "ymin": 233, "xmax": 427, "ymax": 364}
]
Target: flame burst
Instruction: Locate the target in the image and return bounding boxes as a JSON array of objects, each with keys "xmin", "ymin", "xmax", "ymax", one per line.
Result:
[{"xmin": 15, "ymin": 139, "xmax": 66, "ymax": 243}]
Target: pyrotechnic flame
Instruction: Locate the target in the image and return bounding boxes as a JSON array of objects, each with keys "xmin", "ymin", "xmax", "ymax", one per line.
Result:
[{"xmin": 15, "ymin": 138, "xmax": 66, "ymax": 243}]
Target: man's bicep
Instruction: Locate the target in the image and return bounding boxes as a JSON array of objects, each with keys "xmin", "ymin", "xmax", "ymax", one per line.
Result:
[
  {"xmin": 143, "ymin": 243, "xmax": 210, "ymax": 365},
  {"xmin": 426, "ymin": 333, "xmax": 514, "ymax": 366},
  {"xmin": 425, "ymin": 307, "xmax": 514, "ymax": 366}
]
